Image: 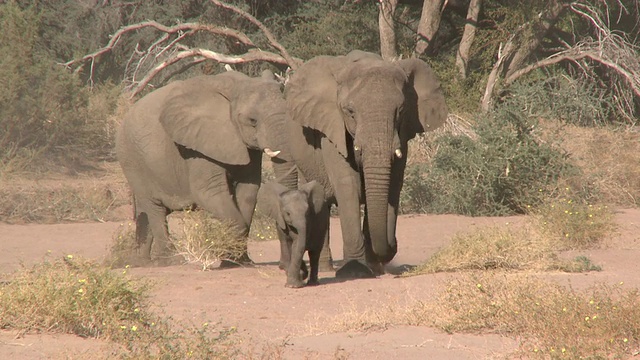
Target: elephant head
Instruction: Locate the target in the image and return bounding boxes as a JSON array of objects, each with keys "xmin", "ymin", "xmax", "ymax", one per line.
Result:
[
  {"xmin": 159, "ymin": 71, "xmax": 286, "ymax": 165},
  {"xmin": 285, "ymin": 50, "xmax": 448, "ymax": 263}
]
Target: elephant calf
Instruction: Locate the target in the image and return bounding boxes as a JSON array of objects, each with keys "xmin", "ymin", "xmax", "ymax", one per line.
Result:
[{"xmin": 264, "ymin": 180, "xmax": 328, "ymax": 288}]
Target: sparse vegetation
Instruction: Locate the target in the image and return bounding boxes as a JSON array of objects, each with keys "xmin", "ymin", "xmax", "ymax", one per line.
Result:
[
  {"xmin": 0, "ymin": 176, "xmax": 130, "ymax": 224},
  {"xmin": 533, "ymin": 188, "xmax": 616, "ymax": 250},
  {"xmin": 427, "ymin": 274, "xmax": 640, "ymax": 359},
  {"xmin": 0, "ymin": 254, "xmax": 247, "ymax": 359}
]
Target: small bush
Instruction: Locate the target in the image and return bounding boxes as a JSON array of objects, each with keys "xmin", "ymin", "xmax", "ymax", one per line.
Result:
[
  {"xmin": 402, "ymin": 106, "xmax": 577, "ymax": 216},
  {"xmin": 408, "ymin": 223, "xmax": 600, "ymax": 276},
  {"xmin": 171, "ymin": 210, "xmax": 248, "ymax": 270},
  {"xmin": 426, "ymin": 273, "xmax": 640, "ymax": 358},
  {"xmin": 106, "ymin": 221, "xmax": 139, "ymax": 269},
  {"xmin": 533, "ymin": 188, "xmax": 616, "ymax": 250},
  {"xmin": 0, "ymin": 255, "xmax": 153, "ymax": 341},
  {"xmin": 0, "ymin": 255, "xmax": 240, "ymax": 358}
]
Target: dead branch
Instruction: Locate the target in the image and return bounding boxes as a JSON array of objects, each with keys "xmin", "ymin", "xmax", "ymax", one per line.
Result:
[
  {"xmin": 59, "ymin": 0, "xmax": 301, "ymax": 95},
  {"xmin": 209, "ymin": 0, "xmax": 301, "ymax": 70},
  {"xmin": 59, "ymin": 21, "xmax": 255, "ymax": 73},
  {"xmin": 481, "ymin": 0, "xmax": 640, "ymax": 122},
  {"xmin": 128, "ymin": 48, "xmax": 292, "ymax": 98}
]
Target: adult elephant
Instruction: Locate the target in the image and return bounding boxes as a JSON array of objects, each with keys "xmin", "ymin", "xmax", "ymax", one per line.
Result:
[
  {"xmin": 285, "ymin": 50, "xmax": 448, "ymax": 278},
  {"xmin": 116, "ymin": 71, "xmax": 289, "ymax": 265}
]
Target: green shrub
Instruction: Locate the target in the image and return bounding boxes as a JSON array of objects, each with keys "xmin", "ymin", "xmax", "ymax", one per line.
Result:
[
  {"xmin": 0, "ymin": 3, "xmax": 122, "ymax": 172},
  {"xmin": 507, "ymin": 74, "xmax": 616, "ymax": 126},
  {"xmin": 402, "ymin": 104, "xmax": 578, "ymax": 216}
]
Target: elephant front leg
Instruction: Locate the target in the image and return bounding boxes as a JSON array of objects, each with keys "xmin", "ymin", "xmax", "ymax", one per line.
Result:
[
  {"xmin": 285, "ymin": 235, "xmax": 307, "ymax": 288},
  {"xmin": 321, "ymin": 140, "xmax": 373, "ymax": 279}
]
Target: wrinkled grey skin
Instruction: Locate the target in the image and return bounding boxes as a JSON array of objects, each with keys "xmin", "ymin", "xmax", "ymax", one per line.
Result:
[
  {"xmin": 116, "ymin": 71, "xmax": 288, "ymax": 265},
  {"xmin": 285, "ymin": 50, "xmax": 448, "ymax": 278},
  {"xmin": 263, "ymin": 180, "xmax": 328, "ymax": 288}
]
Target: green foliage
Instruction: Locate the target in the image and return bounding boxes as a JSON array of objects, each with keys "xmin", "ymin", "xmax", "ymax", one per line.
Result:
[
  {"xmin": 272, "ymin": 2, "xmax": 380, "ymax": 59},
  {"xmin": 0, "ymin": 3, "xmax": 123, "ymax": 170},
  {"xmin": 507, "ymin": 74, "xmax": 616, "ymax": 126},
  {"xmin": 402, "ymin": 103, "xmax": 577, "ymax": 216}
]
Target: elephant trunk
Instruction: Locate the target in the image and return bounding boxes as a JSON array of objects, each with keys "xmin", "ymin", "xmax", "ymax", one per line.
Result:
[{"xmin": 363, "ymin": 160, "xmax": 396, "ymax": 263}]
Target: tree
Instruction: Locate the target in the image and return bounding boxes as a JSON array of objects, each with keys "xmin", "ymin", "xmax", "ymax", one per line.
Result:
[
  {"xmin": 455, "ymin": 0, "xmax": 482, "ymax": 78},
  {"xmin": 378, "ymin": 0, "xmax": 399, "ymax": 60},
  {"xmin": 62, "ymin": 0, "xmax": 301, "ymax": 98},
  {"xmin": 414, "ymin": 0, "xmax": 446, "ymax": 57}
]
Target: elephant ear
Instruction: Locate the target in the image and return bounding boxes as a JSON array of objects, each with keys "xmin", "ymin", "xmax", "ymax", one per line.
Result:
[
  {"xmin": 286, "ymin": 56, "xmax": 350, "ymax": 158},
  {"xmin": 159, "ymin": 74, "xmax": 250, "ymax": 165},
  {"xmin": 299, "ymin": 180, "xmax": 325, "ymax": 215},
  {"xmin": 397, "ymin": 58, "xmax": 448, "ymax": 137}
]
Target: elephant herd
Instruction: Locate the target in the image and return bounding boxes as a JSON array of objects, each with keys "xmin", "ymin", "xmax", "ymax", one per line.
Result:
[{"xmin": 115, "ymin": 50, "xmax": 448, "ymax": 288}]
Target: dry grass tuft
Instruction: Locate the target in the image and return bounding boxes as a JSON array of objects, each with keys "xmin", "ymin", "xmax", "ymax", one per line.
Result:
[
  {"xmin": 409, "ymin": 224, "xmax": 558, "ymax": 274},
  {"xmin": 249, "ymin": 212, "xmax": 279, "ymax": 242},
  {"xmin": 171, "ymin": 210, "xmax": 248, "ymax": 270},
  {"xmin": 560, "ymin": 124, "xmax": 640, "ymax": 207},
  {"xmin": 532, "ymin": 187, "xmax": 616, "ymax": 250},
  {"xmin": 0, "ymin": 255, "xmax": 242, "ymax": 358},
  {"xmin": 0, "ymin": 165, "xmax": 130, "ymax": 224},
  {"xmin": 426, "ymin": 273, "xmax": 640, "ymax": 358}
]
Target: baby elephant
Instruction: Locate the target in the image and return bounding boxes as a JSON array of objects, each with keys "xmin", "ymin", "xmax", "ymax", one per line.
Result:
[{"xmin": 266, "ymin": 180, "xmax": 328, "ymax": 288}]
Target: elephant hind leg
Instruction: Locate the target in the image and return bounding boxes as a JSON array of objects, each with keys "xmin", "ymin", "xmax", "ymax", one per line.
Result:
[{"xmin": 134, "ymin": 197, "xmax": 175, "ymax": 266}]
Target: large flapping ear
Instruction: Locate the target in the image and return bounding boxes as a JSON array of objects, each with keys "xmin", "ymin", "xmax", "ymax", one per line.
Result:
[
  {"xmin": 285, "ymin": 56, "xmax": 350, "ymax": 158},
  {"xmin": 159, "ymin": 74, "xmax": 250, "ymax": 165},
  {"xmin": 299, "ymin": 180, "xmax": 325, "ymax": 215},
  {"xmin": 397, "ymin": 58, "xmax": 448, "ymax": 137}
]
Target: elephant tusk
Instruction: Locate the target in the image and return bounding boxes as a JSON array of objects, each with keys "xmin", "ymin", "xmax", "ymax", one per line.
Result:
[
  {"xmin": 395, "ymin": 148, "xmax": 403, "ymax": 158},
  {"xmin": 354, "ymin": 145, "xmax": 360, "ymax": 151},
  {"xmin": 264, "ymin": 148, "xmax": 281, "ymax": 158}
]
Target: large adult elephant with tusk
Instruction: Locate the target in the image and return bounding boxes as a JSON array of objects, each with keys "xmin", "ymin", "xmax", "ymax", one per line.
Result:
[
  {"xmin": 116, "ymin": 70, "xmax": 288, "ymax": 265},
  {"xmin": 284, "ymin": 50, "xmax": 448, "ymax": 278}
]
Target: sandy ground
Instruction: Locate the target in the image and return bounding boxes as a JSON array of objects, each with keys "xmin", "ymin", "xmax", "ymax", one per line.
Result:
[{"xmin": 1, "ymin": 207, "xmax": 639, "ymax": 359}]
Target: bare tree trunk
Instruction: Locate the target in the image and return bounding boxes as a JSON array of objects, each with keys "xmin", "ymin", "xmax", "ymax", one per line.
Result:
[
  {"xmin": 378, "ymin": 0, "xmax": 398, "ymax": 60},
  {"xmin": 414, "ymin": 0, "xmax": 445, "ymax": 57},
  {"xmin": 455, "ymin": 0, "xmax": 482, "ymax": 78},
  {"xmin": 481, "ymin": 0, "xmax": 569, "ymax": 111},
  {"xmin": 504, "ymin": 0, "xmax": 568, "ymax": 79}
]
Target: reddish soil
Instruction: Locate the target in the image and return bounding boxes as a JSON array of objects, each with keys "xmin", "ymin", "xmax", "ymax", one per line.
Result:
[{"xmin": 1, "ymin": 207, "xmax": 639, "ymax": 359}]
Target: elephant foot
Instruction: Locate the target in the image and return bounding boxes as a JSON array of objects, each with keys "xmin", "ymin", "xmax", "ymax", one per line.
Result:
[
  {"xmin": 219, "ymin": 253, "xmax": 255, "ymax": 268},
  {"xmin": 335, "ymin": 259, "xmax": 376, "ymax": 279},
  {"xmin": 369, "ymin": 261, "xmax": 386, "ymax": 276},
  {"xmin": 306, "ymin": 279, "xmax": 319, "ymax": 286},
  {"xmin": 285, "ymin": 279, "xmax": 305, "ymax": 288},
  {"xmin": 152, "ymin": 255, "xmax": 183, "ymax": 267},
  {"xmin": 317, "ymin": 260, "xmax": 335, "ymax": 272}
]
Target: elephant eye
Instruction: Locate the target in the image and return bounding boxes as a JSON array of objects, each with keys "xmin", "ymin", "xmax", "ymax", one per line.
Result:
[{"xmin": 249, "ymin": 118, "xmax": 257, "ymax": 126}]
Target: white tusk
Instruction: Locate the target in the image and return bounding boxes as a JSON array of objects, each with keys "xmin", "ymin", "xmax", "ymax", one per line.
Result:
[
  {"xmin": 354, "ymin": 145, "xmax": 360, "ymax": 151},
  {"xmin": 264, "ymin": 148, "xmax": 281, "ymax": 158},
  {"xmin": 395, "ymin": 149, "xmax": 403, "ymax": 158}
]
